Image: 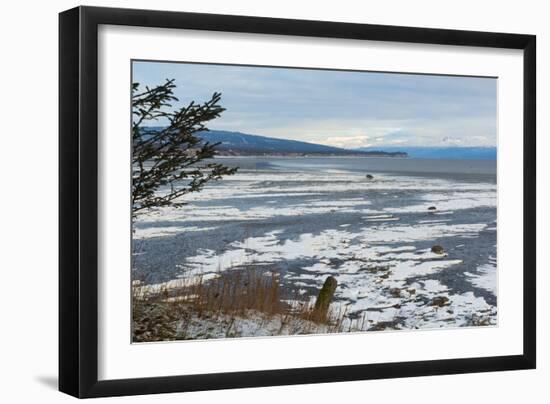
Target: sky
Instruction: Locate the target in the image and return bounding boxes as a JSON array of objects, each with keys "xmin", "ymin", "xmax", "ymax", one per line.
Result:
[{"xmin": 132, "ymin": 61, "xmax": 497, "ymax": 148}]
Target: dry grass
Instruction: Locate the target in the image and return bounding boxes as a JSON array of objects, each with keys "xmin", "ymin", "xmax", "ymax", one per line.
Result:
[
  {"xmin": 184, "ymin": 269, "xmax": 283, "ymax": 316},
  {"xmin": 132, "ymin": 268, "xmax": 366, "ymax": 342}
]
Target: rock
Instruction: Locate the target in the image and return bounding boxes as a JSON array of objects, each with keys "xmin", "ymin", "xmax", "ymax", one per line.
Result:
[
  {"xmin": 365, "ymin": 174, "xmax": 374, "ymax": 180},
  {"xmin": 313, "ymin": 276, "xmax": 338, "ymax": 322},
  {"xmin": 389, "ymin": 288, "xmax": 401, "ymax": 297},
  {"xmin": 431, "ymin": 245, "xmax": 445, "ymax": 254},
  {"xmin": 369, "ymin": 321, "xmax": 398, "ymax": 331},
  {"xmin": 407, "ymin": 288, "xmax": 416, "ymax": 295},
  {"xmin": 431, "ymin": 296, "xmax": 450, "ymax": 307},
  {"xmin": 370, "ymin": 323, "xmax": 387, "ymax": 331},
  {"xmin": 363, "ymin": 265, "xmax": 390, "ymax": 274},
  {"xmin": 471, "ymin": 314, "xmax": 491, "ymax": 326},
  {"xmin": 428, "ymin": 206, "xmax": 437, "ymax": 210}
]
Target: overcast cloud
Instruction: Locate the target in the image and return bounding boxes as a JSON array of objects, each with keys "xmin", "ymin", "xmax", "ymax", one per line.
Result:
[{"xmin": 133, "ymin": 61, "xmax": 497, "ymax": 148}]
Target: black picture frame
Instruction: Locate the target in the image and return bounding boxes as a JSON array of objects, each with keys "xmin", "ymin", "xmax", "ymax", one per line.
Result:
[{"xmin": 59, "ymin": 5, "xmax": 536, "ymax": 398}]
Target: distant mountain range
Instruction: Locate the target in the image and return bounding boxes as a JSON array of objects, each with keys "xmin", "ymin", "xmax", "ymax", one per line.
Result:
[
  {"xmin": 142, "ymin": 127, "xmax": 495, "ymax": 159},
  {"xmin": 356, "ymin": 146, "xmax": 496, "ymax": 160},
  {"xmin": 196, "ymin": 130, "xmax": 407, "ymax": 157}
]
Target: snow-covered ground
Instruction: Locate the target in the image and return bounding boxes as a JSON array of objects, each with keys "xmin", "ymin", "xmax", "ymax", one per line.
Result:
[{"xmin": 133, "ymin": 157, "xmax": 498, "ymax": 339}]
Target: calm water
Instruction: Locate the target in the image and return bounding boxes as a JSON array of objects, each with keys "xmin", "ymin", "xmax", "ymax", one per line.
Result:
[{"xmin": 215, "ymin": 156, "xmax": 496, "ymax": 178}]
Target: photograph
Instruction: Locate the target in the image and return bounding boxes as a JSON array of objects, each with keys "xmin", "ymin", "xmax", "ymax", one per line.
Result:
[{"xmin": 130, "ymin": 60, "xmax": 498, "ymax": 342}]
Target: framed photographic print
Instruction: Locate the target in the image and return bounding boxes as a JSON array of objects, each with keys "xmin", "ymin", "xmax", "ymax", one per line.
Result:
[{"xmin": 59, "ymin": 6, "xmax": 536, "ymax": 398}]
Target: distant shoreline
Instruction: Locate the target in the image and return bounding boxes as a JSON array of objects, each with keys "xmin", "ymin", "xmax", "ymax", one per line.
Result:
[
  {"xmin": 212, "ymin": 154, "xmax": 496, "ymax": 161},
  {"xmin": 213, "ymin": 152, "xmax": 408, "ymax": 158}
]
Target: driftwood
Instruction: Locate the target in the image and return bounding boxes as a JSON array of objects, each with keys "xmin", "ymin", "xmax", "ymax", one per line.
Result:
[{"xmin": 312, "ymin": 276, "xmax": 338, "ymax": 322}]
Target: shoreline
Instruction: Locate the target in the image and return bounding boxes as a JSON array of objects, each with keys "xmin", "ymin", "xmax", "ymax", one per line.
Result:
[{"xmin": 132, "ymin": 160, "xmax": 497, "ymax": 340}]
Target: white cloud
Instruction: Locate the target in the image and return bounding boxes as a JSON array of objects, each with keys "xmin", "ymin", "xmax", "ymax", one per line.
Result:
[
  {"xmin": 318, "ymin": 135, "xmax": 372, "ymax": 148},
  {"xmin": 441, "ymin": 136, "xmax": 463, "ymax": 146}
]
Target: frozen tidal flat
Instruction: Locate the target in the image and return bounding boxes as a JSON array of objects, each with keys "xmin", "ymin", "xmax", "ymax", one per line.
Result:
[{"xmin": 133, "ymin": 157, "xmax": 498, "ymax": 333}]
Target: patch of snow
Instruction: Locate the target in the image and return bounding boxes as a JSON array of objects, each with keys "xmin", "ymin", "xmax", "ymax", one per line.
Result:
[
  {"xmin": 133, "ymin": 226, "xmax": 217, "ymax": 239},
  {"xmin": 466, "ymin": 263, "xmax": 497, "ymax": 295}
]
